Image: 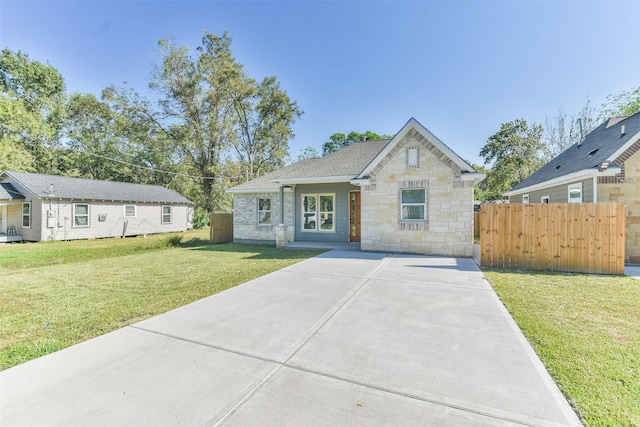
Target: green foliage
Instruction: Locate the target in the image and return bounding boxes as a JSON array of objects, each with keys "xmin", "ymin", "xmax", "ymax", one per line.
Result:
[
  {"xmin": 295, "ymin": 146, "xmax": 320, "ymax": 161},
  {"xmin": 322, "ymin": 130, "xmax": 391, "ymax": 155},
  {"xmin": 478, "ymin": 119, "xmax": 544, "ymax": 200},
  {"xmin": 599, "ymin": 86, "xmax": 640, "ymax": 120},
  {"xmin": 0, "ymin": 48, "xmax": 67, "ymax": 172},
  {"xmin": 192, "ymin": 207, "xmax": 210, "ymax": 229},
  {"xmin": 544, "ymin": 99, "xmax": 598, "ymax": 160}
]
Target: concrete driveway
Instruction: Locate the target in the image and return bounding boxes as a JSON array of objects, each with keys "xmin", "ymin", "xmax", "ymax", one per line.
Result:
[{"xmin": 1, "ymin": 251, "xmax": 581, "ymax": 426}]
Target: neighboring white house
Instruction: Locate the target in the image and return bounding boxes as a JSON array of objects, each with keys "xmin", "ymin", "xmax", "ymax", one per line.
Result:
[
  {"xmin": 0, "ymin": 171, "xmax": 194, "ymax": 242},
  {"xmin": 227, "ymin": 118, "xmax": 485, "ymax": 257}
]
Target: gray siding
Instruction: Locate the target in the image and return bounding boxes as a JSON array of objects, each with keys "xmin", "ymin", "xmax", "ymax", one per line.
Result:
[
  {"xmin": 294, "ymin": 183, "xmax": 357, "ymax": 242},
  {"xmin": 509, "ymin": 178, "xmax": 595, "ymax": 203}
]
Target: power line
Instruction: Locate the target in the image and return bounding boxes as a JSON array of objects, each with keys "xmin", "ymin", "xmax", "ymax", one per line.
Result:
[{"xmin": 84, "ymin": 151, "xmax": 217, "ymax": 180}]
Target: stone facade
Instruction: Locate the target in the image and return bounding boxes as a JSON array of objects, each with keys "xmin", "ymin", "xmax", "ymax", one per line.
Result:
[
  {"xmin": 598, "ymin": 139, "xmax": 640, "ymax": 263},
  {"xmin": 360, "ymin": 130, "xmax": 475, "ymax": 256},
  {"xmin": 232, "ymin": 191, "xmax": 294, "ymax": 243}
]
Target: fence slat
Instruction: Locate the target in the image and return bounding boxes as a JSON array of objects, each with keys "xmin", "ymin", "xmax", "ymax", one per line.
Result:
[{"xmin": 479, "ymin": 203, "xmax": 625, "ymax": 274}]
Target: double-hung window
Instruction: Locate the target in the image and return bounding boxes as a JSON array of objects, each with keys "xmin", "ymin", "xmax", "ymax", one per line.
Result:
[
  {"xmin": 22, "ymin": 202, "xmax": 31, "ymax": 228},
  {"xmin": 301, "ymin": 194, "xmax": 334, "ymax": 232},
  {"xmin": 401, "ymin": 189, "xmax": 427, "ymax": 220},
  {"xmin": 124, "ymin": 204, "xmax": 136, "ymax": 218},
  {"xmin": 258, "ymin": 198, "xmax": 271, "ymax": 225},
  {"xmin": 73, "ymin": 203, "xmax": 90, "ymax": 227},
  {"xmin": 162, "ymin": 206, "xmax": 172, "ymax": 224},
  {"xmin": 568, "ymin": 183, "xmax": 582, "ymax": 203}
]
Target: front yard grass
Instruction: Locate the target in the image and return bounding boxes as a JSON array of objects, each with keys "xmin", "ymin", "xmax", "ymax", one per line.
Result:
[
  {"xmin": 0, "ymin": 230, "xmax": 324, "ymax": 370},
  {"xmin": 484, "ymin": 269, "xmax": 640, "ymax": 427}
]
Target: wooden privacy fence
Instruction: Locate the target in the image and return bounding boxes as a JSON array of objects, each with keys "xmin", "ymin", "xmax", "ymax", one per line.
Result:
[
  {"xmin": 480, "ymin": 203, "xmax": 625, "ymax": 275},
  {"xmin": 210, "ymin": 212, "xmax": 233, "ymax": 244}
]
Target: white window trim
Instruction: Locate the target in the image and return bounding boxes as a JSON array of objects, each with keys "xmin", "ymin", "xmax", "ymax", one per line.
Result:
[
  {"xmin": 301, "ymin": 193, "xmax": 335, "ymax": 233},
  {"xmin": 21, "ymin": 202, "xmax": 31, "ymax": 229},
  {"xmin": 541, "ymin": 196, "xmax": 550, "ymax": 204},
  {"xmin": 161, "ymin": 205, "xmax": 172, "ymax": 224},
  {"xmin": 73, "ymin": 203, "xmax": 90, "ymax": 228},
  {"xmin": 568, "ymin": 183, "xmax": 582, "ymax": 204},
  {"xmin": 124, "ymin": 204, "xmax": 137, "ymax": 218},
  {"xmin": 257, "ymin": 198, "xmax": 272, "ymax": 225},
  {"xmin": 400, "ymin": 188, "xmax": 427, "ymax": 221},
  {"xmin": 522, "ymin": 194, "xmax": 530, "ymax": 204}
]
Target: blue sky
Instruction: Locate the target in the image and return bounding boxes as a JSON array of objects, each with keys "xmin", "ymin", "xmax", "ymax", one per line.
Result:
[{"xmin": 1, "ymin": 1, "xmax": 639, "ymax": 166}]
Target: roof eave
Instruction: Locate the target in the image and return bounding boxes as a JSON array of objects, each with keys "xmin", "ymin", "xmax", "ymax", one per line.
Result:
[
  {"xmin": 271, "ymin": 175, "xmax": 357, "ymax": 185},
  {"xmin": 503, "ymin": 167, "xmax": 621, "ymax": 197}
]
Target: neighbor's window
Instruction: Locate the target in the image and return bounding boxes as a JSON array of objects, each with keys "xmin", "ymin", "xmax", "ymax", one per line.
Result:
[
  {"xmin": 401, "ymin": 188, "xmax": 427, "ymax": 220},
  {"xmin": 301, "ymin": 193, "xmax": 334, "ymax": 232},
  {"xmin": 22, "ymin": 202, "xmax": 31, "ymax": 228},
  {"xmin": 522, "ymin": 194, "xmax": 530, "ymax": 204},
  {"xmin": 258, "ymin": 198, "xmax": 271, "ymax": 225},
  {"xmin": 541, "ymin": 196, "xmax": 550, "ymax": 204},
  {"xmin": 73, "ymin": 203, "xmax": 89, "ymax": 227},
  {"xmin": 124, "ymin": 204, "xmax": 136, "ymax": 218},
  {"xmin": 568, "ymin": 183, "xmax": 582, "ymax": 203},
  {"xmin": 162, "ymin": 206, "xmax": 172, "ymax": 224}
]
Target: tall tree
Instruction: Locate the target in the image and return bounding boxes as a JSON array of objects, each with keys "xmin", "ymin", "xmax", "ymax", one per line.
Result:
[
  {"xmin": 322, "ymin": 130, "xmax": 390, "ymax": 155},
  {"xmin": 231, "ymin": 75, "xmax": 302, "ymax": 180},
  {"xmin": 544, "ymin": 99, "xmax": 597, "ymax": 160},
  {"xmin": 0, "ymin": 48, "xmax": 66, "ymax": 172},
  {"xmin": 479, "ymin": 119, "xmax": 545, "ymax": 200},
  {"xmin": 599, "ymin": 86, "xmax": 640, "ymax": 120}
]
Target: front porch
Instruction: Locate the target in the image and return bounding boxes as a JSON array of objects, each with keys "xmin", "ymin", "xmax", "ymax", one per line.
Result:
[
  {"xmin": 0, "ymin": 233, "xmax": 23, "ymax": 243},
  {"xmin": 283, "ymin": 241, "xmax": 361, "ymax": 251}
]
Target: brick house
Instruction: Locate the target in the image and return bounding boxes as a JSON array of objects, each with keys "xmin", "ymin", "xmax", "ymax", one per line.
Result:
[
  {"xmin": 504, "ymin": 112, "xmax": 640, "ymax": 262},
  {"xmin": 226, "ymin": 118, "xmax": 485, "ymax": 256}
]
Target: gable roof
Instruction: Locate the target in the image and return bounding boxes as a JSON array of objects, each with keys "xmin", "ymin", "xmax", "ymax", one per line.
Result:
[
  {"xmin": 228, "ymin": 117, "xmax": 482, "ymax": 193},
  {"xmin": 0, "ymin": 182, "xmax": 25, "ymax": 200},
  {"xmin": 506, "ymin": 112, "xmax": 640, "ymax": 195},
  {"xmin": 1, "ymin": 171, "xmax": 193, "ymax": 204}
]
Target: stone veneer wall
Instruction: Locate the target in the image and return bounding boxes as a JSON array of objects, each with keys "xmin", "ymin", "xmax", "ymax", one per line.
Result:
[
  {"xmin": 598, "ymin": 140, "xmax": 640, "ymax": 263},
  {"xmin": 232, "ymin": 191, "xmax": 294, "ymax": 243},
  {"xmin": 360, "ymin": 130, "xmax": 475, "ymax": 257}
]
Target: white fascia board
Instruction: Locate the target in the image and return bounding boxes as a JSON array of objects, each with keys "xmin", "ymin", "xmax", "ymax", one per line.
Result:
[
  {"xmin": 270, "ymin": 175, "xmax": 356, "ymax": 185},
  {"xmin": 350, "ymin": 178, "xmax": 370, "ymax": 186},
  {"xmin": 460, "ymin": 172, "xmax": 486, "ymax": 182},
  {"xmin": 503, "ymin": 167, "xmax": 621, "ymax": 197},
  {"xmin": 607, "ymin": 129, "xmax": 640, "ymax": 161},
  {"xmin": 357, "ymin": 118, "xmax": 475, "ymax": 179},
  {"xmin": 226, "ymin": 187, "xmax": 283, "ymax": 194}
]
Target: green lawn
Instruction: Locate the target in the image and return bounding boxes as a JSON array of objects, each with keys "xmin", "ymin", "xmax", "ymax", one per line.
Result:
[
  {"xmin": 484, "ymin": 269, "xmax": 640, "ymax": 427},
  {"xmin": 0, "ymin": 230, "xmax": 324, "ymax": 370}
]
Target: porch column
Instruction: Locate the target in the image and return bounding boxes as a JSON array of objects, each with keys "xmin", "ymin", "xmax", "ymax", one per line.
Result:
[{"xmin": 279, "ymin": 185, "xmax": 285, "ymax": 225}]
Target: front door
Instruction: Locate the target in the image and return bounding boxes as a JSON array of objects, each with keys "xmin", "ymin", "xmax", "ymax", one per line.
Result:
[{"xmin": 349, "ymin": 191, "xmax": 361, "ymax": 242}]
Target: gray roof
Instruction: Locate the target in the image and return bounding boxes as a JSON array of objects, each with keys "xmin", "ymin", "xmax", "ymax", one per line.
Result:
[
  {"xmin": 2, "ymin": 171, "xmax": 193, "ymax": 204},
  {"xmin": 0, "ymin": 182, "xmax": 24, "ymax": 200},
  {"xmin": 228, "ymin": 139, "xmax": 391, "ymax": 191},
  {"xmin": 510, "ymin": 112, "xmax": 640, "ymax": 192}
]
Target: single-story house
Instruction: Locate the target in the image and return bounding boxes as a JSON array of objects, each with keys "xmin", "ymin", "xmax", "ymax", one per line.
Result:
[
  {"xmin": 0, "ymin": 171, "xmax": 194, "ymax": 243},
  {"xmin": 227, "ymin": 118, "xmax": 485, "ymax": 256},
  {"xmin": 504, "ymin": 111, "xmax": 640, "ymax": 262}
]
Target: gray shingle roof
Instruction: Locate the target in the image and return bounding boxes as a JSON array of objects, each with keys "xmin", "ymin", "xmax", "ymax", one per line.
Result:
[
  {"xmin": 510, "ymin": 112, "xmax": 640, "ymax": 192},
  {"xmin": 228, "ymin": 139, "xmax": 391, "ymax": 191},
  {"xmin": 2, "ymin": 171, "xmax": 193, "ymax": 204},
  {"xmin": 0, "ymin": 182, "xmax": 24, "ymax": 200}
]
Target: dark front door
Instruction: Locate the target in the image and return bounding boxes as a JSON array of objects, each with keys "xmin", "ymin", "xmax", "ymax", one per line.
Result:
[{"xmin": 349, "ymin": 191, "xmax": 361, "ymax": 242}]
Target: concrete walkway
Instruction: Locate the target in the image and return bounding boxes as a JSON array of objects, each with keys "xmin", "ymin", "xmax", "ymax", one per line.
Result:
[{"xmin": 1, "ymin": 251, "xmax": 582, "ymax": 426}]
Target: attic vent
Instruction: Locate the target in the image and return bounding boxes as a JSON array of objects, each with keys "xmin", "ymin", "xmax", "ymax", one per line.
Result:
[
  {"xmin": 555, "ymin": 165, "xmax": 561, "ymax": 170},
  {"xmin": 588, "ymin": 149, "xmax": 599, "ymax": 156}
]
